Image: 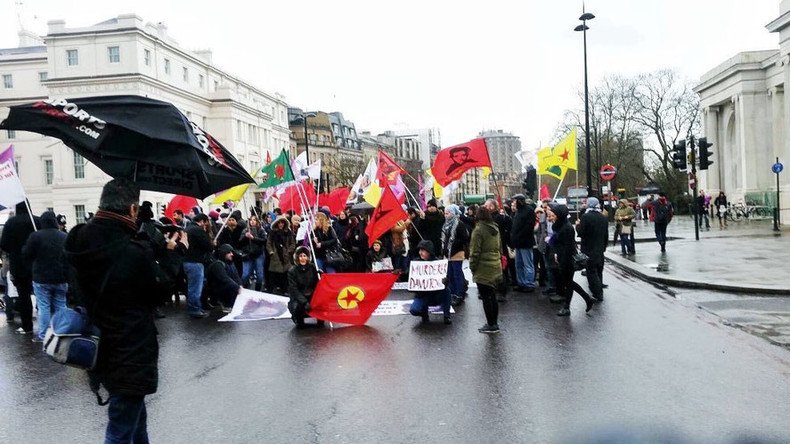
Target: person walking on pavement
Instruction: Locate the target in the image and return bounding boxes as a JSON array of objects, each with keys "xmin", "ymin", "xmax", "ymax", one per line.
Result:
[
  {"xmin": 0, "ymin": 201, "xmax": 40, "ymax": 335},
  {"xmin": 576, "ymin": 197, "xmax": 608, "ymax": 302},
  {"xmin": 548, "ymin": 204, "xmax": 595, "ymax": 316},
  {"xmin": 714, "ymin": 191, "xmax": 728, "ymax": 229},
  {"xmin": 183, "ymin": 214, "xmax": 213, "ymax": 318},
  {"xmin": 22, "ymin": 211, "xmax": 68, "ymax": 342},
  {"xmin": 469, "ymin": 207, "xmax": 504, "ymax": 334},
  {"xmin": 510, "ymin": 194, "xmax": 537, "ymax": 293},
  {"xmin": 651, "ymin": 193, "xmax": 674, "ymax": 253},
  {"xmin": 64, "ymin": 179, "xmax": 165, "ymax": 443},
  {"xmin": 614, "ymin": 199, "xmax": 636, "ymax": 255},
  {"xmin": 696, "ymin": 190, "xmax": 711, "ymax": 230}
]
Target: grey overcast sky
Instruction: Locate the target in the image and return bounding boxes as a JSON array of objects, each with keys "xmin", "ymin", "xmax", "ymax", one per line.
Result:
[{"xmin": 0, "ymin": 0, "xmax": 780, "ymax": 153}]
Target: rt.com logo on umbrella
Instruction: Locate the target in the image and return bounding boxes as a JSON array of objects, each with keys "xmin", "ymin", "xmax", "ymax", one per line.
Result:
[
  {"xmin": 33, "ymin": 98, "xmax": 107, "ymax": 140},
  {"xmin": 190, "ymin": 121, "xmax": 229, "ymax": 169}
]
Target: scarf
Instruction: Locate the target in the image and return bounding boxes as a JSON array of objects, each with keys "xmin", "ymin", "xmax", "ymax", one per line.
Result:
[
  {"xmin": 94, "ymin": 210, "xmax": 137, "ymax": 232},
  {"xmin": 441, "ymin": 215, "xmax": 459, "ymax": 256}
]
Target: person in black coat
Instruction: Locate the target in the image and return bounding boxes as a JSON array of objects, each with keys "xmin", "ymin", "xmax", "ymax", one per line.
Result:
[
  {"xmin": 509, "ymin": 194, "xmax": 536, "ymax": 292},
  {"xmin": 205, "ymin": 244, "xmax": 242, "ymax": 312},
  {"xmin": 576, "ymin": 197, "xmax": 609, "ymax": 302},
  {"xmin": 419, "ymin": 199, "xmax": 445, "ymax": 256},
  {"xmin": 183, "ymin": 214, "xmax": 214, "ymax": 317},
  {"xmin": 64, "ymin": 179, "xmax": 168, "ymax": 443},
  {"xmin": 22, "ymin": 211, "xmax": 68, "ymax": 341},
  {"xmin": 0, "ymin": 201, "xmax": 40, "ymax": 334},
  {"xmin": 287, "ymin": 246, "xmax": 322, "ymax": 328},
  {"xmin": 548, "ymin": 204, "xmax": 594, "ymax": 316},
  {"xmin": 238, "ymin": 214, "xmax": 267, "ymax": 291}
]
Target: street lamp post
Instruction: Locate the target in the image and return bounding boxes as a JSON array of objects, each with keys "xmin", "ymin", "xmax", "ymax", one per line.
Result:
[
  {"xmin": 575, "ymin": 9, "xmax": 595, "ymax": 197},
  {"xmin": 299, "ymin": 112, "xmax": 317, "ymax": 164}
]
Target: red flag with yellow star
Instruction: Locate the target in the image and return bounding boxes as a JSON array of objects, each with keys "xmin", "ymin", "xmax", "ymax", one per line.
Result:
[{"xmin": 309, "ymin": 273, "xmax": 399, "ymax": 325}]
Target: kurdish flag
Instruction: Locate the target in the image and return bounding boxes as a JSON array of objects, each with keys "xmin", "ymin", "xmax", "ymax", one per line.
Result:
[
  {"xmin": 537, "ymin": 129, "xmax": 578, "ymax": 180},
  {"xmin": 309, "ymin": 272, "xmax": 400, "ymax": 325},
  {"xmin": 258, "ymin": 149, "xmax": 295, "ymax": 189}
]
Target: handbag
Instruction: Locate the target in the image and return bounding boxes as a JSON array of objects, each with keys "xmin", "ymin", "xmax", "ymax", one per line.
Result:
[
  {"xmin": 620, "ymin": 225, "xmax": 632, "ymax": 235},
  {"xmin": 325, "ymin": 244, "xmax": 352, "ymax": 271},
  {"xmin": 572, "ymin": 252, "xmax": 589, "ymax": 271},
  {"xmin": 43, "ymin": 306, "xmax": 100, "ymax": 370}
]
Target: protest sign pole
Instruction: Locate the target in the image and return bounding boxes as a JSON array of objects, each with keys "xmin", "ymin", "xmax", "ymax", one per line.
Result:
[{"xmin": 553, "ymin": 175, "xmax": 566, "ymax": 201}]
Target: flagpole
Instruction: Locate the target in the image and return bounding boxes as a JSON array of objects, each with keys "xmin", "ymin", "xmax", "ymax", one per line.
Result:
[
  {"xmin": 298, "ymin": 200, "xmax": 321, "ymax": 274},
  {"xmin": 23, "ymin": 198, "xmax": 37, "ymax": 232},
  {"xmin": 553, "ymin": 175, "xmax": 566, "ymax": 201}
]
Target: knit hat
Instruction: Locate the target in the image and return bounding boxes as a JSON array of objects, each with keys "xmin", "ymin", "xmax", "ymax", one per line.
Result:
[
  {"xmin": 217, "ymin": 243, "xmax": 234, "ymax": 256},
  {"xmin": 372, "ymin": 239, "xmax": 382, "ymax": 247},
  {"xmin": 208, "ymin": 210, "xmax": 220, "ymax": 220}
]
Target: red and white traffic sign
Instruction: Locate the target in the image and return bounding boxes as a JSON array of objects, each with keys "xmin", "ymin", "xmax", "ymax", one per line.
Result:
[{"xmin": 599, "ymin": 164, "xmax": 617, "ymax": 182}]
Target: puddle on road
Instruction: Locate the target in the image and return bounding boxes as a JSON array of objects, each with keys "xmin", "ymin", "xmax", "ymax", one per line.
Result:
[{"xmin": 644, "ymin": 263, "xmax": 670, "ymax": 272}]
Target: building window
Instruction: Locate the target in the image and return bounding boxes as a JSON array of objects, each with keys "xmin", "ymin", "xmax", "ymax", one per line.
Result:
[
  {"xmin": 7, "ymin": 130, "xmax": 15, "ymax": 139},
  {"xmin": 73, "ymin": 152, "xmax": 85, "ymax": 179},
  {"xmin": 38, "ymin": 71, "xmax": 48, "ymax": 83},
  {"xmin": 67, "ymin": 49, "xmax": 79, "ymax": 66},
  {"xmin": 213, "ymin": 80, "xmax": 219, "ymax": 91},
  {"xmin": 144, "ymin": 49, "xmax": 151, "ymax": 66},
  {"xmin": 107, "ymin": 46, "xmax": 120, "ymax": 63},
  {"xmin": 183, "ymin": 67, "xmax": 189, "ymax": 82},
  {"xmin": 2, "ymin": 74, "xmax": 12, "ymax": 89},
  {"xmin": 164, "ymin": 59, "xmax": 171, "ymax": 75},
  {"xmin": 74, "ymin": 205, "xmax": 86, "ymax": 225},
  {"xmin": 199, "ymin": 74, "xmax": 204, "ymax": 88},
  {"xmin": 237, "ymin": 120, "xmax": 243, "ymax": 140},
  {"xmin": 44, "ymin": 158, "xmax": 53, "ymax": 185}
]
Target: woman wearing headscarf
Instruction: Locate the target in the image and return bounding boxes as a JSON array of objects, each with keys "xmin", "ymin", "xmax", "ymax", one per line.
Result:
[
  {"xmin": 287, "ymin": 245, "xmax": 322, "ymax": 328},
  {"xmin": 442, "ymin": 204, "xmax": 470, "ymax": 306},
  {"xmin": 547, "ymin": 204, "xmax": 595, "ymax": 316},
  {"xmin": 469, "ymin": 207, "xmax": 504, "ymax": 334},
  {"xmin": 266, "ymin": 215, "xmax": 296, "ymax": 294}
]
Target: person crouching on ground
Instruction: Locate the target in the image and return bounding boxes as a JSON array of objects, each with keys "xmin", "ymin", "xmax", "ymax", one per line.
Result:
[
  {"xmin": 469, "ymin": 207, "xmax": 504, "ymax": 334},
  {"xmin": 408, "ymin": 240, "xmax": 452, "ymax": 325},
  {"xmin": 205, "ymin": 244, "xmax": 242, "ymax": 313},
  {"xmin": 366, "ymin": 239, "xmax": 390, "ymax": 272},
  {"xmin": 287, "ymin": 246, "xmax": 323, "ymax": 328}
]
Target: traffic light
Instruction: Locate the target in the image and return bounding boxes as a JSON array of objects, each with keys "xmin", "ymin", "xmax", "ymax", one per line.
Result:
[
  {"xmin": 523, "ymin": 168, "xmax": 537, "ymax": 197},
  {"xmin": 698, "ymin": 137, "xmax": 713, "ymax": 170},
  {"xmin": 671, "ymin": 140, "xmax": 687, "ymax": 170}
]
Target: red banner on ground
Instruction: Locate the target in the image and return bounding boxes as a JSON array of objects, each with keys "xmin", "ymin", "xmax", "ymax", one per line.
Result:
[{"xmin": 309, "ymin": 273, "xmax": 399, "ymax": 325}]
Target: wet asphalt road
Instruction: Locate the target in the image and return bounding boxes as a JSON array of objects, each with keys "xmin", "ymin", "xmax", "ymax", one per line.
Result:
[{"xmin": 1, "ymin": 267, "xmax": 789, "ymax": 443}]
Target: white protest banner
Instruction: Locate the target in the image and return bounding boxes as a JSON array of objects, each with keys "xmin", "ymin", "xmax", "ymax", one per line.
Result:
[
  {"xmin": 371, "ymin": 257, "xmax": 393, "ymax": 273},
  {"xmin": 218, "ymin": 289, "xmax": 290, "ymax": 322},
  {"xmin": 407, "ymin": 259, "xmax": 448, "ymax": 292},
  {"xmin": 0, "ymin": 161, "xmax": 26, "ymax": 208},
  {"xmin": 372, "ymin": 300, "xmax": 454, "ymax": 316}
]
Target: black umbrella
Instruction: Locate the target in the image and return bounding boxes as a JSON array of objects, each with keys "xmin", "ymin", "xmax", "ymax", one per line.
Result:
[
  {"xmin": 0, "ymin": 95, "xmax": 255, "ymax": 199},
  {"xmin": 349, "ymin": 201, "xmax": 375, "ymax": 214}
]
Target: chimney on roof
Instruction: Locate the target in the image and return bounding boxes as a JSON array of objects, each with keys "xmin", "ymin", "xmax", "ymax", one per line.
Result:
[
  {"xmin": 18, "ymin": 29, "xmax": 44, "ymax": 47},
  {"xmin": 194, "ymin": 49, "xmax": 213, "ymax": 64}
]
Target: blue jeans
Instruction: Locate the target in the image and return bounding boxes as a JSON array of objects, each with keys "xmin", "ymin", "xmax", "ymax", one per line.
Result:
[
  {"xmin": 409, "ymin": 288, "xmax": 451, "ymax": 317},
  {"xmin": 32, "ymin": 282, "xmax": 68, "ymax": 340},
  {"xmin": 654, "ymin": 222, "xmax": 668, "ymax": 247},
  {"xmin": 315, "ymin": 258, "xmax": 336, "ymax": 274},
  {"xmin": 514, "ymin": 248, "xmax": 535, "ymax": 288},
  {"xmin": 620, "ymin": 232, "xmax": 635, "ymax": 254},
  {"xmin": 447, "ymin": 260, "xmax": 465, "ymax": 297},
  {"xmin": 105, "ymin": 394, "xmax": 148, "ymax": 444},
  {"xmin": 182, "ymin": 262, "xmax": 205, "ymax": 314},
  {"xmin": 242, "ymin": 255, "xmax": 266, "ymax": 289}
]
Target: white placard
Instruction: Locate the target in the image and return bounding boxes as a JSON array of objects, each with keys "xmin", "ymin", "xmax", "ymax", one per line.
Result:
[{"xmin": 407, "ymin": 259, "xmax": 448, "ymax": 292}]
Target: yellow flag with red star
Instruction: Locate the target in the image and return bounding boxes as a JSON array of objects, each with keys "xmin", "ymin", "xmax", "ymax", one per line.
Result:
[{"xmin": 553, "ymin": 128, "xmax": 577, "ymax": 171}]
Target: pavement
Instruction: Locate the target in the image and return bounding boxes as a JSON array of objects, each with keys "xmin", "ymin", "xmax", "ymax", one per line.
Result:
[
  {"xmin": 604, "ymin": 217, "xmax": 790, "ymax": 294},
  {"xmin": 602, "ymin": 216, "xmax": 790, "ymax": 347}
]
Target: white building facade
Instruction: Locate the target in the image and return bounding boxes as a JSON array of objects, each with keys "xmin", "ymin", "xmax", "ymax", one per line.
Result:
[
  {"xmin": 695, "ymin": 1, "xmax": 790, "ymax": 223},
  {"xmin": 0, "ymin": 15, "xmax": 290, "ymax": 222}
]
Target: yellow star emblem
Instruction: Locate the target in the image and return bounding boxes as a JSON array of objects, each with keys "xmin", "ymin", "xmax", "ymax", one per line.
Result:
[{"xmin": 337, "ymin": 286, "xmax": 365, "ymax": 310}]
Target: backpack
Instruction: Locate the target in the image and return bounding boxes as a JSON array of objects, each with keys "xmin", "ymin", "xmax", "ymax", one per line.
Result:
[{"xmin": 654, "ymin": 201, "xmax": 672, "ymax": 223}]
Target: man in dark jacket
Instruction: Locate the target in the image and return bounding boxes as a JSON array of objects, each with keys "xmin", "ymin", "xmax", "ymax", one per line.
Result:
[
  {"xmin": 22, "ymin": 211, "xmax": 68, "ymax": 342},
  {"xmin": 64, "ymin": 178, "xmax": 164, "ymax": 443},
  {"xmin": 509, "ymin": 194, "xmax": 536, "ymax": 292},
  {"xmin": 183, "ymin": 214, "xmax": 214, "ymax": 318},
  {"xmin": 652, "ymin": 193, "xmax": 674, "ymax": 252},
  {"xmin": 576, "ymin": 197, "xmax": 608, "ymax": 301},
  {"xmin": 0, "ymin": 201, "xmax": 40, "ymax": 334}
]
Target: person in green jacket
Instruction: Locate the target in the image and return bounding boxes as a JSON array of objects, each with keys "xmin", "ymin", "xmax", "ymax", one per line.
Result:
[
  {"xmin": 469, "ymin": 206, "xmax": 504, "ymax": 334},
  {"xmin": 614, "ymin": 199, "xmax": 636, "ymax": 255}
]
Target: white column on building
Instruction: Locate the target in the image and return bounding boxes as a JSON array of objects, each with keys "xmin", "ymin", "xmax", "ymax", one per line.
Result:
[{"xmin": 702, "ymin": 106, "xmax": 720, "ymax": 193}]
